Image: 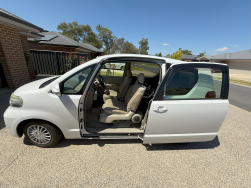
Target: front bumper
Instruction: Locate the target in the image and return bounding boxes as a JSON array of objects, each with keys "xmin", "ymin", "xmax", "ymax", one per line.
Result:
[{"xmin": 3, "ymin": 107, "xmax": 23, "ymax": 137}]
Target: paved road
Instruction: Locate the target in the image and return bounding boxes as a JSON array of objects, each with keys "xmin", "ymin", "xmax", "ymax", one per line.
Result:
[
  {"xmin": 0, "ymin": 82, "xmax": 250, "ymax": 187},
  {"xmin": 229, "ymin": 83, "xmax": 251, "ymax": 112},
  {"xmin": 0, "ymin": 94, "xmax": 250, "ymax": 187}
]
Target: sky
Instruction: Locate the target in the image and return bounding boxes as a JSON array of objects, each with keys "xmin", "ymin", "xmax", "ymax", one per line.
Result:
[{"xmin": 1, "ymin": 0, "xmax": 250, "ymax": 56}]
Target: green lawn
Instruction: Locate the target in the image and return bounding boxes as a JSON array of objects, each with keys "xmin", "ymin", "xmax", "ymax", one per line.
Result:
[
  {"xmin": 141, "ymin": 63, "xmax": 160, "ymax": 68},
  {"xmin": 131, "ymin": 66, "xmax": 145, "ymax": 71},
  {"xmin": 229, "ymin": 78, "xmax": 251, "ymax": 87},
  {"xmin": 213, "ymin": 77, "xmax": 251, "ymax": 87}
]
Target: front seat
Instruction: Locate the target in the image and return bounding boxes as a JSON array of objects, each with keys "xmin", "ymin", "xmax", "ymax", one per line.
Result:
[
  {"xmin": 103, "ymin": 69, "xmax": 132, "ymax": 101},
  {"xmin": 99, "ymin": 73, "xmax": 146, "ymax": 123}
]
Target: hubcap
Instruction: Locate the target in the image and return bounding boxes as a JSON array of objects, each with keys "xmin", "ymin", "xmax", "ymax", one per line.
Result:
[{"xmin": 27, "ymin": 125, "xmax": 51, "ymax": 144}]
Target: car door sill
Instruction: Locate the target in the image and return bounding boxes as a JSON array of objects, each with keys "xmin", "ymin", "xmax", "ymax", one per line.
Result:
[
  {"xmin": 81, "ymin": 135, "xmax": 141, "ymax": 139},
  {"xmin": 86, "ymin": 127, "xmax": 144, "ymax": 134}
]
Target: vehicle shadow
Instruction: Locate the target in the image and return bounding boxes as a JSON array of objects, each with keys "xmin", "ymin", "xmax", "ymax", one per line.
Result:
[
  {"xmin": 143, "ymin": 136, "xmax": 220, "ymax": 151},
  {"xmin": 23, "ymin": 136, "xmax": 220, "ymax": 150}
]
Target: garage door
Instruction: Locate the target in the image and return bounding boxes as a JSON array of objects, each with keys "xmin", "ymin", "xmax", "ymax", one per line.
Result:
[{"xmin": 228, "ymin": 60, "xmax": 251, "ymax": 71}]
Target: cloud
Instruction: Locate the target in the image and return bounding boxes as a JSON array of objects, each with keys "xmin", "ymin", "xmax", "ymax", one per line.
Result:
[
  {"xmin": 233, "ymin": 45, "xmax": 239, "ymax": 47},
  {"xmin": 163, "ymin": 43, "xmax": 169, "ymax": 46},
  {"xmin": 215, "ymin": 47, "xmax": 228, "ymax": 51}
]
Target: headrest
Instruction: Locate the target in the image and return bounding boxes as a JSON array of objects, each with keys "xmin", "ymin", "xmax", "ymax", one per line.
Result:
[
  {"xmin": 137, "ymin": 73, "xmax": 145, "ymax": 84},
  {"xmin": 127, "ymin": 69, "xmax": 132, "ymax": 77}
]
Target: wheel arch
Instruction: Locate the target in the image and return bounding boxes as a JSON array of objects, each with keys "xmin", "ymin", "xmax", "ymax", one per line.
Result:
[{"xmin": 16, "ymin": 119, "xmax": 65, "ymax": 138}]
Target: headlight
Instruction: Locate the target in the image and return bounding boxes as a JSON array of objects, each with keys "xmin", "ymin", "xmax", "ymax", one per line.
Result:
[{"xmin": 9, "ymin": 94, "xmax": 23, "ymax": 107}]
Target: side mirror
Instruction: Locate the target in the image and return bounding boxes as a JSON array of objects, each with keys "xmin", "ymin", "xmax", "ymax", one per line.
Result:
[{"xmin": 51, "ymin": 83, "xmax": 62, "ymax": 97}]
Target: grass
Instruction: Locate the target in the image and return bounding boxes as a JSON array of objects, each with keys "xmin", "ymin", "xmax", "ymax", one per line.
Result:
[
  {"xmin": 130, "ymin": 66, "xmax": 145, "ymax": 71},
  {"xmin": 229, "ymin": 78, "xmax": 251, "ymax": 87},
  {"xmin": 213, "ymin": 77, "xmax": 251, "ymax": 87},
  {"xmin": 141, "ymin": 63, "xmax": 160, "ymax": 68},
  {"xmin": 100, "ymin": 70, "xmax": 123, "ymax": 77}
]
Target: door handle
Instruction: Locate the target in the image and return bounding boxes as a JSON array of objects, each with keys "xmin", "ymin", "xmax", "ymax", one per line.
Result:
[{"xmin": 153, "ymin": 106, "xmax": 167, "ymax": 113}]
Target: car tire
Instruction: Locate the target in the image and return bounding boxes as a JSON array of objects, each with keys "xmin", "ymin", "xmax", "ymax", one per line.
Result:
[{"xmin": 23, "ymin": 121, "xmax": 62, "ymax": 148}]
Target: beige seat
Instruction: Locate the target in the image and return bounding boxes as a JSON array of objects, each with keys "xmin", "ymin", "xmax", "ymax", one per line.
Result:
[
  {"xmin": 103, "ymin": 69, "xmax": 132, "ymax": 101},
  {"xmin": 99, "ymin": 73, "xmax": 146, "ymax": 123}
]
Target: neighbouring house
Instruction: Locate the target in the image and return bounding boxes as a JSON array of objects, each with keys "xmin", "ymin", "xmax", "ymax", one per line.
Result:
[
  {"xmin": 208, "ymin": 49, "xmax": 251, "ymax": 73},
  {"xmin": 0, "ymin": 8, "xmax": 44, "ymax": 88},
  {"xmin": 182, "ymin": 55, "xmax": 209, "ymax": 62},
  {"xmin": 0, "ymin": 8, "xmax": 104, "ymax": 88},
  {"xmin": 165, "ymin": 54, "xmax": 210, "ymax": 62},
  {"xmin": 28, "ymin": 31, "xmax": 103, "ymax": 59},
  {"xmin": 27, "ymin": 31, "xmax": 104, "ymax": 75}
]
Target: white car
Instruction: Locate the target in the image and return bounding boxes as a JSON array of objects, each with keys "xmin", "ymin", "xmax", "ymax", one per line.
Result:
[
  {"xmin": 4, "ymin": 54, "xmax": 229, "ymax": 147},
  {"xmin": 104, "ymin": 62, "xmax": 124, "ymax": 70}
]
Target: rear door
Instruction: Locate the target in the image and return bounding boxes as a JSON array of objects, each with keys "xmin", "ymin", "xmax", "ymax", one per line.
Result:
[{"xmin": 143, "ymin": 63, "xmax": 229, "ymax": 144}]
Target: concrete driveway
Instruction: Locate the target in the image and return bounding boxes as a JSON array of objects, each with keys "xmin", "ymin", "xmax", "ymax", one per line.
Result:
[{"xmin": 0, "ymin": 88, "xmax": 250, "ymax": 187}]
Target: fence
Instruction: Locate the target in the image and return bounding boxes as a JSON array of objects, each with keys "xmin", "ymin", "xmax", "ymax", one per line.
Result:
[{"xmin": 30, "ymin": 50, "xmax": 88, "ymax": 75}]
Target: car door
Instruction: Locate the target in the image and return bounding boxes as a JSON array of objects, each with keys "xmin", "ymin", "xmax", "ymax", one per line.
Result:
[
  {"xmin": 143, "ymin": 63, "xmax": 229, "ymax": 144},
  {"xmin": 53, "ymin": 64, "xmax": 96, "ymax": 131}
]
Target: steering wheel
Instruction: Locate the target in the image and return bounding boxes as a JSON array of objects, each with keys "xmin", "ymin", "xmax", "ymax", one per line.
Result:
[{"xmin": 98, "ymin": 75, "xmax": 106, "ymax": 87}]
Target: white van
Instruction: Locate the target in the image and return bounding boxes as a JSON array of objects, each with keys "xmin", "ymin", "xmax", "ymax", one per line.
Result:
[{"xmin": 4, "ymin": 54, "xmax": 229, "ymax": 147}]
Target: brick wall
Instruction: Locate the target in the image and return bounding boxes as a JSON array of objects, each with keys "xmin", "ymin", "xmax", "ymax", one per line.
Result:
[
  {"xmin": 20, "ymin": 34, "xmax": 36, "ymax": 78},
  {"xmin": 0, "ymin": 24, "xmax": 30, "ymax": 89}
]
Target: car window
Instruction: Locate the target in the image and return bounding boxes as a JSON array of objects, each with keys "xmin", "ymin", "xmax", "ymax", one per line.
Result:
[
  {"xmin": 62, "ymin": 65, "xmax": 96, "ymax": 94},
  {"xmin": 131, "ymin": 62, "xmax": 160, "ymax": 77},
  {"xmin": 164, "ymin": 68, "xmax": 223, "ymax": 99},
  {"xmin": 99, "ymin": 62, "xmax": 125, "ymax": 77}
]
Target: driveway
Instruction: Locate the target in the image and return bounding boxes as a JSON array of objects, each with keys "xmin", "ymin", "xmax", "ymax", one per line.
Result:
[{"xmin": 0, "ymin": 87, "xmax": 250, "ymax": 187}]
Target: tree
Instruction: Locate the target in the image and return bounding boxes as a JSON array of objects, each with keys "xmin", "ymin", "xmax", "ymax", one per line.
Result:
[
  {"xmin": 96, "ymin": 24, "xmax": 116, "ymax": 54},
  {"xmin": 139, "ymin": 38, "xmax": 149, "ymax": 55},
  {"xmin": 123, "ymin": 41, "xmax": 139, "ymax": 54},
  {"xmin": 57, "ymin": 22, "xmax": 102, "ymax": 49},
  {"xmin": 170, "ymin": 50, "xmax": 183, "ymax": 60},
  {"xmin": 155, "ymin": 52, "xmax": 162, "ymax": 57},
  {"xmin": 83, "ymin": 30, "xmax": 103, "ymax": 49},
  {"xmin": 179, "ymin": 48, "xmax": 192, "ymax": 55},
  {"xmin": 198, "ymin": 51, "xmax": 206, "ymax": 57},
  {"xmin": 110, "ymin": 38, "xmax": 138, "ymax": 54},
  {"xmin": 110, "ymin": 38, "xmax": 125, "ymax": 54}
]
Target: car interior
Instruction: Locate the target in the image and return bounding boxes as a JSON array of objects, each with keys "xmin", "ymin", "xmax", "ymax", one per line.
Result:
[{"xmin": 84, "ymin": 61, "xmax": 162, "ymax": 134}]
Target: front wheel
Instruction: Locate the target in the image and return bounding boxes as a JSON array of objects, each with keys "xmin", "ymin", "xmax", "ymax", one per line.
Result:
[{"xmin": 23, "ymin": 122, "xmax": 62, "ymax": 148}]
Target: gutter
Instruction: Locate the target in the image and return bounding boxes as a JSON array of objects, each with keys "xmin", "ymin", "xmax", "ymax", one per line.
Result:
[{"xmin": 0, "ymin": 12, "xmax": 44, "ymax": 31}]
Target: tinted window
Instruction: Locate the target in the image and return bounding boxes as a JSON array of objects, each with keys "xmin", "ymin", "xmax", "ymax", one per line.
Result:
[
  {"xmin": 164, "ymin": 68, "xmax": 223, "ymax": 99},
  {"xmin": 131, "ymin": 62, "xmax": 160, "ymax": 77},
  {"xmin": 62, "ymin": 65, "xmax": 95, "ymax": 94}
]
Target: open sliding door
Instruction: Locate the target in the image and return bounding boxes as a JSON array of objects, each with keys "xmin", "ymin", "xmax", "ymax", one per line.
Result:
[{"xmin": 143, "ymin": 63, "xmax": 229, "ymax": 144}]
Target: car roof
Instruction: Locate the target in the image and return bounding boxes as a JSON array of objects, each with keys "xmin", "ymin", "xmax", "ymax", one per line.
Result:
[{"xmin": 95, "ymin": 54, "xmax": 228, "ymax": 66}]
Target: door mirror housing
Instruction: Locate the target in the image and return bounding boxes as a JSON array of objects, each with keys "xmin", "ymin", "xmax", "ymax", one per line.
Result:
[{"xmin": 51, "ymin": 83, "xmax": 61, "ymax": 97}]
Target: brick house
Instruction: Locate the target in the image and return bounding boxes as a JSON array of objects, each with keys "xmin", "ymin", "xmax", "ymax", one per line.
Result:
[
  {"xmin": 209, "ymin": 49, "xmax": 251, "ymax": 74},
  {"xmin": 0, "ymin": 8, "xmax": 44, "ymax": 89},
  {"xmin": 0, "ymin": 9, "xmax": 104, "ymax": 89},
  {"xmin": 28, "ymin": 31, "xmax": 103, "ymax": 60}
]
